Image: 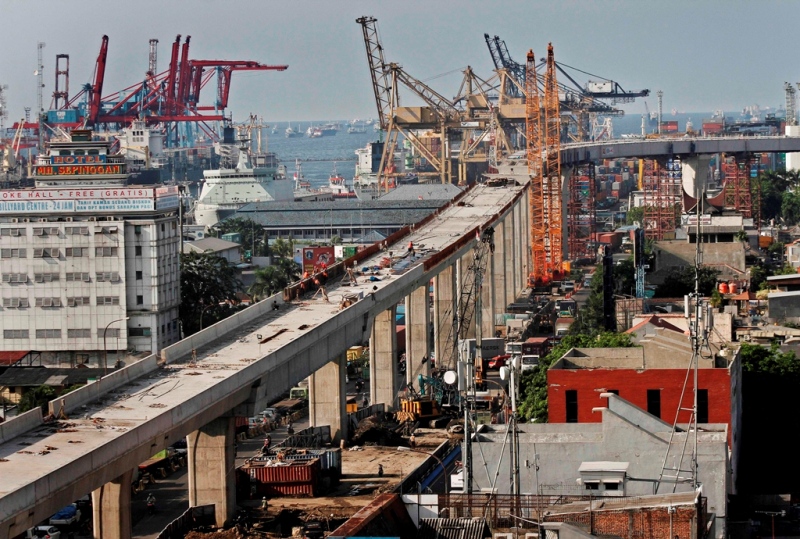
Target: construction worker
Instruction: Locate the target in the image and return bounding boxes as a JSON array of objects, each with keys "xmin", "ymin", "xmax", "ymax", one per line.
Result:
[{"xmin": 407, "ymin": 241, "xmax": 415, "ymax": 256}]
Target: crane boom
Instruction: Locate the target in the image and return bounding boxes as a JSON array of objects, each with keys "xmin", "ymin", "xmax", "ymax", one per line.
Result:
[
  {"xmin": 356, "ymin": 16, "xmax": 394, "ymax": 131},
  {"xmin": 87, "ymin": 35, "xmax": 109, "ymax": 125}
]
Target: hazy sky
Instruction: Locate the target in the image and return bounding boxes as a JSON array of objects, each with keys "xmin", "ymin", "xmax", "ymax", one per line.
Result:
[{"xmin": 2, "ymin": 0, "xmax": 799, "ymax": 124}]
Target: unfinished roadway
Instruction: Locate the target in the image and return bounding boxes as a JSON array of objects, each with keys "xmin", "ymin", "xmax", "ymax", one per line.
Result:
[{"xmin": 0, "ymin": 176, "xmax": 530, "ymax": 539}]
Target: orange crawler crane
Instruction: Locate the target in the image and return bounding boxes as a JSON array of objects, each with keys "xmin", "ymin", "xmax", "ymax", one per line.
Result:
[
  {"xmin": 543, "ymin": 43, "xmax": 563, "ymax": 281},
  {"xmin": 526, "ymin": 49, "xmax": 547, "ymax": 287}
]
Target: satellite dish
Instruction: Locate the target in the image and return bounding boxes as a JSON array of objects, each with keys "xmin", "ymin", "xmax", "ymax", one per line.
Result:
[
  {"xmin": 443, "ymin": 370, "xmax": 457, "ymax": 385},
  {"xmin": 499, "ymin": 366, "xmax": 509, "ymax": 381}
]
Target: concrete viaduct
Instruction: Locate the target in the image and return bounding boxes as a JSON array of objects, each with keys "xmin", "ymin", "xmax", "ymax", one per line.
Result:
[{"xmin": 0, "ymin": 177, "xmax": 531, "ymax": 539}]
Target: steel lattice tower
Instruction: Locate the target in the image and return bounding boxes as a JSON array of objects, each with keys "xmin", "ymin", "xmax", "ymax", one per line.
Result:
[
  {"xmin": 526, "ymin": 49, "xmax": 547, "ymax": 285},
  {"xmin": 544, "ymin": 43, "xmax": 563, "ymax": 276},
  {"xmin": 568, "ymin": 164, "xmax": 596, "ymax": 260}
]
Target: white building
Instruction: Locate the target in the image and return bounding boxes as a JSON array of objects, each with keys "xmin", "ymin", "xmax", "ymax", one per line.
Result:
[{"xmin": 0, "ymin": 130, "xmax": 180, "ymax": 367}]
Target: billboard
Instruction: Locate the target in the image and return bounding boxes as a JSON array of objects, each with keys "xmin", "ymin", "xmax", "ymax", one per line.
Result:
[{"xmin": 302, "ymin": 246, "xmax": 335, "ymax": 273}]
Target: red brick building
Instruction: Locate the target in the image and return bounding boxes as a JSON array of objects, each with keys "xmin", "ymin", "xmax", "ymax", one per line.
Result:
[{"xmin": 547, "ymin": 325, "xmax": 741, "ymax": 452}]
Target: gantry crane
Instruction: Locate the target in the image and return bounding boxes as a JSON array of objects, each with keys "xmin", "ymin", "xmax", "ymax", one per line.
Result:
[
  {"xmin": 53, "ymin": 35, "xmax": 287, "ymax": 146},
  {"xmin": 357, "ymin": 16, "xmax": 492, "ymax": 187}
]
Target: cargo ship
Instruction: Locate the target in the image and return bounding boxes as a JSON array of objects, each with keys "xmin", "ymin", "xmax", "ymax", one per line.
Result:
[{"xmin": 193, "ymin": 136, "xmax": 292, "ymax": 228}]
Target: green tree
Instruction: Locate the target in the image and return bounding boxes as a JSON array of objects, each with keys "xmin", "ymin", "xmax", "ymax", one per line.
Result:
[
  {"xmin": 248, "ymin": 258, "xmax": 301, "ymax": 300},
  {"xmin": 180, "ymin": 252, "xmax": 243, "ymax": 335},
  {"xmin": 518, "ymin": 332, "xmax": 636, "ymax": 422},
  {"xmin": 750, "ymin": 262, "xmax": 769, "ymax": 291},
  {"xmin": 271, "ymin": 237, "xmax": 295, "ymax": 259},
  {"xmin": 783, "ymin": 191, "xmax": 800, "ymax": 226},
  {"xmin": 572, "ymin": 268, "xmax": 605, "ymax": 334},
  {"xmin": 210, "ymin": 217, "xmax": 267, "ymax": 256},
  {"xmin": 654, "ymin": 266, "xmax": 720, "ymax": 298},
  {"xmin": 626, "ymin": 206, "xmax": 644, "ymax": 226},
  {"xmin": 18, "ymin": 385, "xmax": 56, "ymax": 413},
  {"xmin": 740, "ymin": 342, "xmax": 800, "ymax": 376},
  {"xmin": 614, "ymin": 257, "xmax": 637, "ymax": 296}
]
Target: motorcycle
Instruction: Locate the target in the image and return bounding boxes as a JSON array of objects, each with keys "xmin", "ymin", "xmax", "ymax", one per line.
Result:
[{"xmin": 146, "ymin": 495, "xmax": 156, "ymax": 515}]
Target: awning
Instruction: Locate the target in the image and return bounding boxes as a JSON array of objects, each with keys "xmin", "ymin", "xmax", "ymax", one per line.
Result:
[{"xmin": 0, "ymin": 351, "xmax": 30, "ymax": 366}]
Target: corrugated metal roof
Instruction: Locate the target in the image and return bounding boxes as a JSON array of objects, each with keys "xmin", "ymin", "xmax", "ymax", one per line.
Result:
[
  {"xmin": 183, "ymin": 237, "xmax": 241, "ymax": 253},
  {"xmin": 231, "ymin": 202, "xmax": 438, "ymax": 228},
  {"xmin": 418, "ymin": 518, "xmax": 490, "ymax": 539},
  {"xmin": 0, "ymin": 367, "xmax": 109, "ymax": 387}
]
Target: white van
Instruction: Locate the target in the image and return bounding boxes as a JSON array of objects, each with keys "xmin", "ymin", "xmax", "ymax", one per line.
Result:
[{"xmin": 520, "ymin": 355, "xmax": 539, "ymax": 372}]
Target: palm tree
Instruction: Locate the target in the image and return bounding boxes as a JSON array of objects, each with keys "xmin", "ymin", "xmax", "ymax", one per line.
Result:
[{"xmin": 249, "ymin": 266, "xmax": 287, "ymax": 300}]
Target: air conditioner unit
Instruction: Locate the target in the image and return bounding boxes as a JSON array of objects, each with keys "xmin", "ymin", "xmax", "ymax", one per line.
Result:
[
  {"xmin": 37, "ymin": 218, "xmax": 47, "ymax": 222},
  {"xmin": 21, "ymin": 218, "xmax": 30, "ymax": 223},
  {"xmin": 10, "ymin": 218, "xmax": 18, "ymax": 223},
  {"xmin": 65, "ymin": 217, "xmax": 73, "ymax": 222}
]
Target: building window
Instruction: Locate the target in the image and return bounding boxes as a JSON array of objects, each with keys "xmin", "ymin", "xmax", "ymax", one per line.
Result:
[
  {"xmin": 566, "ymin": 390, "xmax": 578, "ymax": 423},
  {"xmin": 35, "ymin": 297, "xmax": 62, "ymax": 307},
  {"xmin": 101, "ymin": 328, "xmax": 120, "ymax": 338},
  {"xmin": 96, "ymin": 272, "xmax": 121, "ymax": 282},
  {"xmin": 697, "ymin": 389, "xmax": 709, "ymax": 423},
  {"xmin": 2, "ymin": 273, "xmax": 28, "ymax": 283},
  {"xmin": 32, "ymin": 227, "xmax": 59, "ymax": 237},
  {"xmin": 97, "ymin": 296, "xmax": 120, "ymax": 306},
  {"xmin": 0, "ymin": 248, "xmax": 27, "ymax": 258},
  {"xmin": 136, "ymin": 271, "xmax": 143, "ymax": 280},
  {"xmin": 129, "ymin": 327, "xmax": 152, "ymax": 337},
  {"xmin": 35, "ymin": 329, "xmax": 61, "ymax": 339},
  {"xmin": 67, "ymin": 296, "xmax": 91, "ymax": 307},
  {"xmin": 161, "ymin": 224, "xmax": 165, "ymax": 232},
  {"xmin": 0, "ymin": 228, "xmax": 24, "ymax": 237},
  {"xmin": 34, "ymin": 272, "xmax": 59, "ymax": 283},
  {"xmin": 2, "ymin": 298, "xmax": 29, "ymax": 308},
  {"xmin": 95, "ymin": 247, "xmax": 118, "ymax": 257},
  {"xmin": 33, "ymin": 248, "xmax": 60, "ymax": 258},
  {"xmin": 135, "ymin": 246, "xmax": 142, "ymax": 256},
  {"xmin": 3, "ymin": 329, "xmax": 29, "ymax": 339},
  {"xmin": 584, "ymin": 481, "xmax": 599, "ymax": 490},
  {"xmin": 65, "ymin": 226, "xmax": 90, "ymax": 236},
  {"xmin": 136, "ymin": 295, "xmax": 144, "ymax": 305},
  {"xmin": 65, "ymin": 272, "xmax": 91, "ymax": 282},
  {"xmin": 67, "ymin": 329, "xmax": 91, "ymax": 338},
  {"xmin": 603, "ymin": 482, "xmax": 619, "ymax": 491},
  {"xmin": 66, "ymin": 247, "xmax": 88, "ymax": 257},
  {"xmin": 647, "ymin": 389, "xmax": 661, "ymax": 418},
  {"xmin": 134, "ymin": 225, "xmax": 142, "ymax": 235}
]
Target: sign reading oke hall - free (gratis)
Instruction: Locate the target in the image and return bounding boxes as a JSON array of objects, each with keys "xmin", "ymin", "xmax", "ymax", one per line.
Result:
[{"xmin": 0, "ymin": 187, "xmax": 179, "ymax": 213}]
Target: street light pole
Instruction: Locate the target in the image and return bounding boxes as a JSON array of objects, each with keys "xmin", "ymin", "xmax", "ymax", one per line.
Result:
[
  {"xmin": 397, "ymin": 446, "xmax": 448, "ymax": 495},
  {"xmin": 200, "ymin": 303, "xmax": 214, "ymax": 331},
  {"xmin": 103, "ymin": 316, "xmax": 130, "ymax": 376}
]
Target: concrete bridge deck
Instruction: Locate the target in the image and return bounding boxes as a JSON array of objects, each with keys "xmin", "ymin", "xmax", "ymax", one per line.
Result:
[{"xmin": 0, "ymin": 178, "xmax": 528, "ymax": 538}]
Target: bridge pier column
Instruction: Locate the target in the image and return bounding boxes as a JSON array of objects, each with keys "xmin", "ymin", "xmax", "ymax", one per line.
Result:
[
  {"xmin": 187, "ymin": 416, "xmax": 236, "ymax": 528},
  {"xmin": 309, "ymin": 353, "xmax": 347, "ymax": 443},
  {"xmin": 405, "ymin": 284, "xmax": 431, "ymax": 389},
  {"xmin": 370, "ymin": 306, "xmax": 398, "ymax": 410},
  {"xmin": 513, "ymin": 203, "xmax": 523, "ymax": 294},
  {"xmin": 504, "ymin": 214, "xmax": 516, "ymax": 302},
  {"xmin": 524, "ymin": 194, "xmax": 531, "ymax": 281},
  {"xmin": 481, "ymin": 240, "xmax": 496, "ymax": 339},
  {"xmin": 91, "ymin": 469, "xmax": 133, "ymax": 539},
  {"xmin": 492, "ymin": 221, "xmax": 508, "ymax": 322},
  {"xmin": 433, "ymin": 264, "xmax": 457, "ymax": 370},
  {"xmin": 681, "ymin": 155, "xmax": 713, "ymax": 197}
]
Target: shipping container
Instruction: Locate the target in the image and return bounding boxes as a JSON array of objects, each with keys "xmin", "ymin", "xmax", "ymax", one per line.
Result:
[{"xmin": 239, "ymin": 459, "xmax": 321, "ymax": 497}]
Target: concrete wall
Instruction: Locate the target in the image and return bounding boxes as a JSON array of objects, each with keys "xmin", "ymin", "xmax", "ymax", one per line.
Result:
[
  {"xmin": 548, "ymin": 366, "xmax": 733, "ymax": 430},
  {"xmin": 0, "ymin": 408, "xmax": 43, "ymax": 445},
  {"xmin": 469, "ymin": 410, "xmax": 729, "ymax": 538}
]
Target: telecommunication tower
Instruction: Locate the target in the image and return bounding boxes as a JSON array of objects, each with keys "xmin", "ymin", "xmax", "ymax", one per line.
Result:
[
  {"xmin": 148, "ymin": 39, "xmax": 159, "ymax": 75},
  {"xmin": 36, "ymin": 42, "xmax": 45, "ymax": 150}
]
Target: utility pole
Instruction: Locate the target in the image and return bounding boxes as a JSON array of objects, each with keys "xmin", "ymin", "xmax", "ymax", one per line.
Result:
[{"xmin": 36, "ymin": 42, "xmax": 46, "ymax": 151}]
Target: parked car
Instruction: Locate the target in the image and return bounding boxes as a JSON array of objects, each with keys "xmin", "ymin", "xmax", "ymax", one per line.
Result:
[{"xmin": 27, "ymin": 527, "xmax": 61, "ymax": 539}]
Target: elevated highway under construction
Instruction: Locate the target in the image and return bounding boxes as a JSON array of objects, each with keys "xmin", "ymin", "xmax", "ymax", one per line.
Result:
[{"xmin": 0, "ymin": 169, "xmax": 531, "ymax": 539}]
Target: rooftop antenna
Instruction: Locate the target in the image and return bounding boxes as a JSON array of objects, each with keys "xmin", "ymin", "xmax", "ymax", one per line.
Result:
[{"xmin": 656, "ymin": 158, "xmax": 704, "ymax": 492}]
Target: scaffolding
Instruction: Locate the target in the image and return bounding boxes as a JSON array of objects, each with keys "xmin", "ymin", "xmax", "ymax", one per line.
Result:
[
  {"xmin": 642, "ymin": 158, "xmax": 682, "ymax": 241},
  {"xmin": 721, "ymin": 155, "xmax": 760, "ymax": 229},
  {"xmin": 567, "ymin": 164, "xmax": 596, "ymax": 260}
]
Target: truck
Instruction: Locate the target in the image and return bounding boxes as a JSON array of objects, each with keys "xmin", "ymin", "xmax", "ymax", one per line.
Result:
[
  {"xmin": 289, "ymin": 386, "xmax": 309, "ymax": 401},
  {"xmin": 522, "ymin": 337, "xmax": 549, "ymax": 357},
  {"xmin": 555, "ymin": 317, "xmax": 573, "ymax": 337},
  {"xmin": 458, "ymin": 338, "xmax": 506, "ymax": 365},
  {"xmin": 48, "ymin": 504, "xmax": 82, "ymax": 538}
]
